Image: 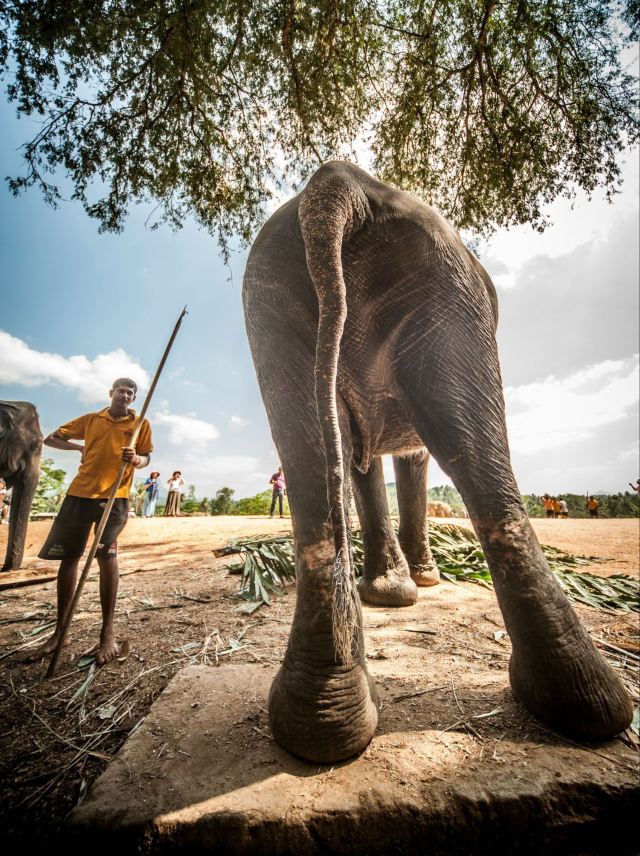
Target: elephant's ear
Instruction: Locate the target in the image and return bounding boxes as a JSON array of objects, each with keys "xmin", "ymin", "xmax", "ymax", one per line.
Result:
[{"xmin": 0, "ymin": 403, "xmax": 28, "ymax": 479}]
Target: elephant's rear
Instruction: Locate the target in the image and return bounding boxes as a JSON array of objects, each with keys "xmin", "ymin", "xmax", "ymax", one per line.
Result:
[
  {"xmin": 0, "ymin": 401, "xmax": 43, "ymax": 484},
  {"xmin": 0, "ymin": 401, "xmax": 43, "ymax": 571}
]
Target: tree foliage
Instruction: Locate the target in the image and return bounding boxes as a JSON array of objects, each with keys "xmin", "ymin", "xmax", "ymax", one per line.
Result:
[
  {"xmin": 130, "ymin": 478, "xmax": 148, "ymax": 514},
  {"xmin": 33, "ymin": 457, "xmax": 66, "ymax": 513},
  {"xmin": 1, "ymin": 1, "xmax": 637, "ymax": 249},
  {"xmin": 427, "ymin": 484, "xmax": 466, "ymax": 515},
  {"xmin": 233, "ymin": 488, "xmax": 290, "ymax": 515},
  {"xmin": 210, "ymin": 485, "xmax": 235, "ymax": 514},
  {"xmin": 180, "ymin": 482, "xmax": 200, "ymax": 512}
]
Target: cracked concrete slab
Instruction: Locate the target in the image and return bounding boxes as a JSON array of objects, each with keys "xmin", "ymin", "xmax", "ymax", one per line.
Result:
[{"xmin": 67, "ymin": 662, "xmax": 638, "ymax": 855}]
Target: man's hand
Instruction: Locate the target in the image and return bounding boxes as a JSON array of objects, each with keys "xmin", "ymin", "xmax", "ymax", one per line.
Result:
[
  {"xmin": 121, "ymin": 447, "xmax": 150, "ymax": 468},
  {"xmin": 121, "ymin": 446, "xmax": 140, "ymax": 466}
]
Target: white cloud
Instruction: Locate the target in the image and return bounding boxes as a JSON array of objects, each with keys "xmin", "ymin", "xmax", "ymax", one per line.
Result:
[
  {"xmin": 483, "ymin": 155, "xmax": 638, "ymax": 281},
  {"xmin": 481, "ymin": 154, "xmax": 639, "ymax": 293},
  {"xmin": 505, "ymin": 355, "xmax": 639, "ymax": 455},
  {"xmin": 193, "ymin": 455, "xmax": 260, "ymax": 476},
  {"xmin": 153, "ymin": 408, "xmax": 220, "ymax": 447},
  {"xmin": 0, "ymin": 330, "xmax": 149, "ymax": 402},
  {"xmin": 167, "ymin": 366, "xmax": 204, "ymax": 390},
  {"xmin": 136, "ymin": 452, "xmax": 264, "ymax": 499},
  {"xmin": 229, "ymin": 415, "xmax": 251, "ymax": 429},
  {"xmin": 615, "ymin": 441, "xmax": 639, "ymax": 465}
]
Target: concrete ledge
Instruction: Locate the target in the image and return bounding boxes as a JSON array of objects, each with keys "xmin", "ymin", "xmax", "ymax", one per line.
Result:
[{"xmin": 67, "ymin": 664, "xmax": 638, "ymax": 855}]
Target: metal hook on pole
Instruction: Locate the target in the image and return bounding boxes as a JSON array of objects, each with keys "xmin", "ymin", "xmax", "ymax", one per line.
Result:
[{"xmin": 46, "ymin": 306, "xmax": 188, "ymax": 678}]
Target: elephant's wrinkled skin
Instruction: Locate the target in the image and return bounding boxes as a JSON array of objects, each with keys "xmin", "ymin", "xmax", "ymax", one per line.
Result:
[
  {"xmin": 0, "ymin": 402, "xmax": 43, "ymax": 571},
  {"xmin": 242, "ymin": 162, "xmax": 632, "ymax": 763}
]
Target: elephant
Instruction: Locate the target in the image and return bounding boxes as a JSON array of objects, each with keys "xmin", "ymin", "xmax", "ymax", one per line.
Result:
[
  {"xmin": 426, "ymin": 500, "xmax": 454, "ymax": 518},
  {"xmin": 0, "ymin": 401, "xmax": 43, "ymax": 571},
  {"xmin": 242, "ymin": 161, "xmax": 632, "ymax": 764}
]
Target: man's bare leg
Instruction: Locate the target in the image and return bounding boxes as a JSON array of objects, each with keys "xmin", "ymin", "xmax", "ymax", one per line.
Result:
[
  {"xmin": 96, "ymin": 554, "xmax": 120, "ymax": 665},
  {"xmin": 26, "ymin": 557, "xmax": 79, "ymax": 660}
]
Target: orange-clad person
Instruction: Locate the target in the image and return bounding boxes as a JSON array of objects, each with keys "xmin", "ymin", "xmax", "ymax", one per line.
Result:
[{"xmin": 542, "ymin": 494, "xmax": 555, "ymax": 518}]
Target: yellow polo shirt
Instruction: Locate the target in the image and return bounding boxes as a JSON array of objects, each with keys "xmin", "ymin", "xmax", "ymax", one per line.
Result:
[{"xmin": 57, "ymin": 408, "xmax": 153, "ymax": 499}]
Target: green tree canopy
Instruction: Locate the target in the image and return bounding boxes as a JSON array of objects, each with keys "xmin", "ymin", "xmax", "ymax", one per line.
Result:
[
  {"xmin": 234, "ymin": 489, "xmax": 290, "ymax": 515},
  {"xmin": 210, "ymin": 486, "xmax": 235, "ymax": 514},
  {"xmin": 1, "ymin": 1, "xmax": 637, "ymax": 249},
  {"xmin": 33, "ymin": 457, "xmax": 66, "ymax": 513}
]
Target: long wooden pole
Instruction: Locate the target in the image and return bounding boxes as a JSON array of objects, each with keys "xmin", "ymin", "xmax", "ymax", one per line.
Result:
[{"xmin": 46, "ymin": 306, "xmax": 188, "ymax": 677}]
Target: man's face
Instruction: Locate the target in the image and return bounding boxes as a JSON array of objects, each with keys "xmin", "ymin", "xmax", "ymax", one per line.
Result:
[{"xmin": 109, "ymin": 385, "xmax": 136, "ymax": 408}]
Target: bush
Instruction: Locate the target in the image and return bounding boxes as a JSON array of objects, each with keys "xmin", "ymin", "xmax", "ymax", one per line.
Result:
[{"xmin": 210, "ymin": 487, "xmax": 235, "ymax": 515}]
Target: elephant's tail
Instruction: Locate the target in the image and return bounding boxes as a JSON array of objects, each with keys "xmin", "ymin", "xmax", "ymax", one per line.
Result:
[{"xmin": 298, "ymin": 163, "xmax": 370, "ymax": 664}]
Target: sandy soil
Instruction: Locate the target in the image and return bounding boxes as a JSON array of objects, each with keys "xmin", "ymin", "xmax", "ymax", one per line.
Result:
[
  {"xmin": 528, "ymin": 518, "xmax": 639, "ymax": 577},
  {"xmin": 0, "ymin": 515, "xmax": 638, "ymax": 849}
]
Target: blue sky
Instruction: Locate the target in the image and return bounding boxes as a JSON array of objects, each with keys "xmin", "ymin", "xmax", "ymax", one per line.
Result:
[{"xmin": 1, "ymin": 95, "xmax": 638, "ymax": 499}]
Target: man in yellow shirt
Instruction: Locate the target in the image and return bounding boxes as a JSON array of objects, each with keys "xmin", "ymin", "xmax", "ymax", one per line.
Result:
[
  {"xmin": 31, "ymin": 378, "xmax": 153, "ymax": 665},
  {"xmin": 587, "ymin": 496, "xmax": 599, "ymax": 519}
]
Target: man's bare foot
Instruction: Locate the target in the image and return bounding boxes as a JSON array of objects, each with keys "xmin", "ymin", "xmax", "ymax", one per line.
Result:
[
  {"xmin": 23, "ymin": 634, "xmax": 66, "ymax": 662},
  {"xmin": 96, "ymin": 635, "xmax": 120, "ymax": 665}
]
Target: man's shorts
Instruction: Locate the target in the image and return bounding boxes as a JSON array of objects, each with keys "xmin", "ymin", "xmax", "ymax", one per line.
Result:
[{"xmin": 38, "ymin": 496, "xmax": 129, "ymax": 560}]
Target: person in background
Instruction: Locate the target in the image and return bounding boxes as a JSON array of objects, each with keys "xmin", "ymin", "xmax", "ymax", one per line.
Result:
[
  {"xmin": 165, "ymin": 471, "xmax": 184, "ymax": 516},
  {"xmin": 552, "ymin": 497, "xmax": 561, "ymax": 518},
  {"xmin": 587, "ymin": 495, "xmax": 599, "ymax": 519},
  {"xmin": 269, "ymin": 466, "xmax": 286, "ymax": 518},
  {"xmin": 558, "ymin": 497, "xmax": 568, "ymax": 518},
  {"xmin": 143, "ymin": 471, "xmax": 160, "ymax": 518},
  {"xmin": 628, "ymin": 479, "xmax": 640, "ymax": 496},
  {"xmin": 542, "ymin": 494, "xmax": 555, "ymax": 518},
  {"xmin": 0, "ymin": 478, "xmax": 11, "ymax": 525}
]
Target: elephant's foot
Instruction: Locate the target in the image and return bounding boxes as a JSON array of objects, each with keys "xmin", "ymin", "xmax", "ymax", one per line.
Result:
[
  {"xmin": 509, "ymin": 622, "xmax": 633, "ymax": 739},
  {"xmin": 268, "ymin": 657, "xmax": 378, "ymax": 762},
  {"xmin": 409, "ymin": 559, "xmax": 440, "ymax": 587},
  {"xmin": 358, "ymin": 574, "xmax": 418, "ymax": 607}
]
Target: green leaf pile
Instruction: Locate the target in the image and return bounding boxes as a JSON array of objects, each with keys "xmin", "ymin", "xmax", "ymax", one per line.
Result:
[
  {"xmin": 223, "ymin": 522, "xmax": 639, "ymax": 614},
  {"xmin": 226, "ymin": 535, "xmax": 297, "ymax": 614}
]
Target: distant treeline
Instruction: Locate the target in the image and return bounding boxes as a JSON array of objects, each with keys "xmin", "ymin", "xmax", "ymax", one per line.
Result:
[
  {"xmin": 167, "ymin": 487, "xmax": 291, "ymax": 517},
  {"xmin": 150, "ymin": 483, "xmax": 639, "ymax": 519},
  {"xmin": 522, "ymin": 492, "xmax": 639, "ymax": 519}
]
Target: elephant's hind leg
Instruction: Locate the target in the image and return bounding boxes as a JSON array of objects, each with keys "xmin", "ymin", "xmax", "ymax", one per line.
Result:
[
  {"xmin": 393, "ymin": 450, "xmax": 439, "ymax": 587},
  {"xmin": 352, "ymin": 457, "xmax": 418, "ymax": 607},
  {"xmin": 246, "ymin": 304, "xmax": 377, "ymax": 763},
  {"xmin": 395, "ymin": 299, "xmax": 632, "ymax": 740}
]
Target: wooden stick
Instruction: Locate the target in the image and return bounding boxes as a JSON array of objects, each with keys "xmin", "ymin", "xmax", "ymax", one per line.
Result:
[{"xmin": 46, "ymin": 307, "xmax": 188, "ymax": 677}]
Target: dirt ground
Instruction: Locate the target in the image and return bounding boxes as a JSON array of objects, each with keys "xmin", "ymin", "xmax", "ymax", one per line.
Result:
[{"xmin": 0, "ymin": 515, "xmax": 638, "ymax": 849}]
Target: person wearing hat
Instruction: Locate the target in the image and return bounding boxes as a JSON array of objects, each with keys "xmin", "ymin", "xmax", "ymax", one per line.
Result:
[
  {"xmin": 143, "ymin": 471, "xmax": 161, "ymax": 517},
  {"xmin": 165, "ymin": 471, "xmax": 184, "ymax": 516}
]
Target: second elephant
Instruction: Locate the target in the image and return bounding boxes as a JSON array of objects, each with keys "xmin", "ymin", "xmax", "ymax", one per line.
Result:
[{"xmin": 0, "ymin": 401, "xmax": 43, "ymax": 571}]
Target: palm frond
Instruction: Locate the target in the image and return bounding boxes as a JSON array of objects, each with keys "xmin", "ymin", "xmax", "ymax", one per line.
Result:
[{"xmin": 222, "ymin": 523, "xmax": 639, "ymax": 613}]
